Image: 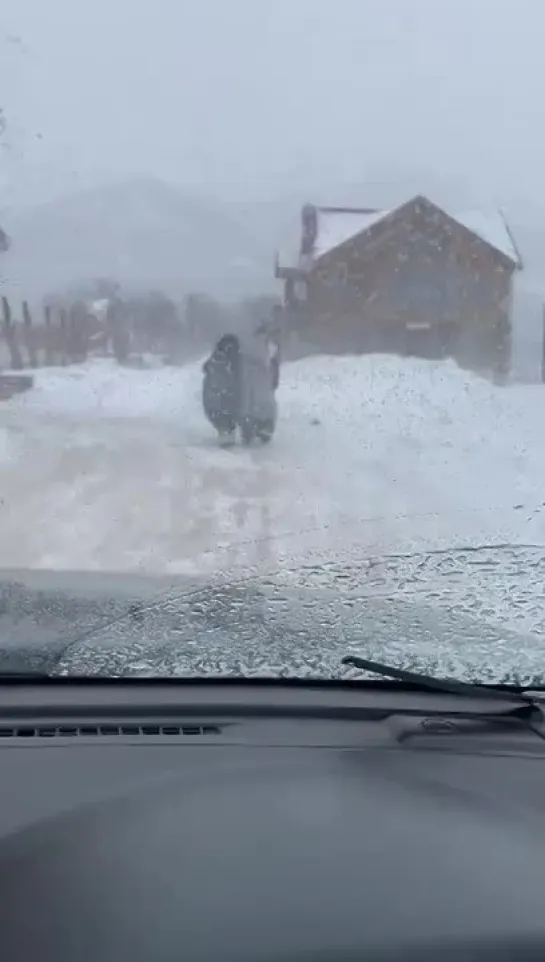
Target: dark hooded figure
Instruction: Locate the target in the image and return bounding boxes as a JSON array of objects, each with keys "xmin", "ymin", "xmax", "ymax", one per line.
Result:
[
  {"xmin": 236, "ymin": 324, "xmax": 278, "ymax": 445},
  {"xmin": 202, "ymin": 334, "xmax": 241, "ymax": 445}
]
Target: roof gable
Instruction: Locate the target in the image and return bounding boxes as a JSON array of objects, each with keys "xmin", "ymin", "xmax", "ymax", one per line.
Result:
[{"xmin": 310, "ymin": 195, "xmax": 522, "ymax": 269}]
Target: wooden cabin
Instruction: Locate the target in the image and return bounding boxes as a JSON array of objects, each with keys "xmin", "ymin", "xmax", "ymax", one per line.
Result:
[{"xmin": 275, "ymin": 195, "xmax": 523, "ymax": 377}]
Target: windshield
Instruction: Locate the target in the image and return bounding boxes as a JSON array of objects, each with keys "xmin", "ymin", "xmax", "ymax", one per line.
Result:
[{"xmin": 0, "ymin": 2, "xmax": 544, "ymax": 683}]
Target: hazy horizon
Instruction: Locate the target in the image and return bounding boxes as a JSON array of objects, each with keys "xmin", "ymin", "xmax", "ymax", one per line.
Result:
[
  {"xmin": 1, "ymin": 0, "xmax": 545, "ymax": 215},
  {"xmin": 3, "ymin": 0, "xmax": 545, "ymax": 334}
]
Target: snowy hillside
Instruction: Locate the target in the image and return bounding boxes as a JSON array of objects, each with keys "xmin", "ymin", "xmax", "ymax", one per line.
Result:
[{"xmin": 0, "ymin": 352, "xmax": 544, "ymax": 579}]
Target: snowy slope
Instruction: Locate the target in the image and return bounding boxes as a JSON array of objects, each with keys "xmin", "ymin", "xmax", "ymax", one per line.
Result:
[{"xmin": 0, "ymin": 353, "xmax": 544, "ymax": 584}]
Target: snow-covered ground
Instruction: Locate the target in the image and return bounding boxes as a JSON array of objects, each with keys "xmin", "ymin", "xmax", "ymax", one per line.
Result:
[
  {"xmin": 0, "ymin": 354, "xmax": 544, "ymax": 580},
  {"xmin": 1, "ymin": 353, "xmax": 544, "ymax": 678}
]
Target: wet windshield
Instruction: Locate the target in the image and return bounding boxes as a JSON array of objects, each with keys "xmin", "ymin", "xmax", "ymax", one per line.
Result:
[{"xmin": 0, "ymin": 3, "xmax": 544, "ymax": 683}]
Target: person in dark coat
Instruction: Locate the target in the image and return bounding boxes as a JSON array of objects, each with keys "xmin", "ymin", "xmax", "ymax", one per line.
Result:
[
  {"xmin": 202, "ymin": 334, "xmax": 241, "ymax": 445},
  {"xmin": 236, "ymin": 324, "xmax": 278, "ymax": 445}
]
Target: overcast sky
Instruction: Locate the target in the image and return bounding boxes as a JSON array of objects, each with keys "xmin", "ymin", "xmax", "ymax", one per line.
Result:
[{"xmin": 1, "ymin": 0, "xmax": 544, "ymax": 210}]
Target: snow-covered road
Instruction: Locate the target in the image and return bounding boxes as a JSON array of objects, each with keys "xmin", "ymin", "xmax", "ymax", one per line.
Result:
[{"xmin": 0, "ymin": 354, "xmax": 544, "ymax": 578}]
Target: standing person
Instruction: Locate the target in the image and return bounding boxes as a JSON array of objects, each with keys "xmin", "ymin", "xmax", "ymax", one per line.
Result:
[
  {"xmin": 202, "ymin": 334, "xmax": 241, "ymax": 446},
  {"xmin": 237, "ymin": 322, "xmax": 278, "ymax": 446}
]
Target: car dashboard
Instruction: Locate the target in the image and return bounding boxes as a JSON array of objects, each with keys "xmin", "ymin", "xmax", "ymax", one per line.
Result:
[{"xmin": 0, "ymin": 678, "xmax": 544, "ymax": 962}]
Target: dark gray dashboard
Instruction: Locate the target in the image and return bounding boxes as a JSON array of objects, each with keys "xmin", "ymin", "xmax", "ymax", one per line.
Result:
[{"xmin": 0, "ymin": 681, "xmax": 545, "ymax": 961}]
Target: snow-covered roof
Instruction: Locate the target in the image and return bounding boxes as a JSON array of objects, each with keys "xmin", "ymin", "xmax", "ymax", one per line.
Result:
[
  {"xmin": 313, "ymin": 210, "xmax": 386, "ymax": 259},
  {"xmin": 454, "ymin": 209, "xmax": 520, "ymax": 266},
  {"xmin": 312, "ymin": 202, "xmax": 521, "ymax": 267}
]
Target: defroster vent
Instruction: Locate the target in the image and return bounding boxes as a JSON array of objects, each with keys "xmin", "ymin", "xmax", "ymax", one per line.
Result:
[{"xmin": 0, "ymin": 723, "xmax": 223, "ymax": 739}]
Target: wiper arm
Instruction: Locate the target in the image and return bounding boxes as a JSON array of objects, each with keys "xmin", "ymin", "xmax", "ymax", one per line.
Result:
[{"xmin": 342, "ymin": 654, "xmax": 532, "ymax": 705}]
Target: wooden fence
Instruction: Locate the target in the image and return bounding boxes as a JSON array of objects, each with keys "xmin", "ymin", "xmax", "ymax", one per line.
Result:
[
  {"xmin": 0, "ymin": 296, "xmax": 103, "ymax": 371},
  {"xmin": 0, "ymin": 295, "xmax": 219, "ymax": 374}
]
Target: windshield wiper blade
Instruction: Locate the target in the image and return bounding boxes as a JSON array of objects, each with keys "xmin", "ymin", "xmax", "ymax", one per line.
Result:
[{"xmin": 341, "ymin": 654, "xmax": 531, "ymax": 704}]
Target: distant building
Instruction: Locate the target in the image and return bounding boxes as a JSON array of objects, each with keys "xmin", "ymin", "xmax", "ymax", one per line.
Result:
[{"xmin": 275, "ymin": 195, "xmax": 523, "ymax": 377}]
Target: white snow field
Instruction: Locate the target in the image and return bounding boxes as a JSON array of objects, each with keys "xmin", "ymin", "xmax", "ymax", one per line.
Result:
[{"xmin": 0, "ymin": 354, "xmax": 544, "ymax": 583}]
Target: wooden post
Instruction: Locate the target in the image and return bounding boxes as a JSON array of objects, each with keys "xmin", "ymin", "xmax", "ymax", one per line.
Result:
[
  {"xmin": 68, "ymin": 309, "xmax": 77, "ymax": 363},
  {"xmin": 22, "ymin": 301, "xmax": 38, "ymax": 368},
  {"xmin": 59, "ymin": 307, "xmax": 68, "ymax": 365},
  {"xmin": 1, "ymin": 296, "xmax": 24, "ymax": 370},
  {"xmin": 43, "ymin": 304, "xmax": 53, "ymax": 366}
]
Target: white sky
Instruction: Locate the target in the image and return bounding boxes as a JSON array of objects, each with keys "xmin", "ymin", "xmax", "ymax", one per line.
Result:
[{"xmin": 1, "ymin": 0, "xmax": 544, "ymax": 208}]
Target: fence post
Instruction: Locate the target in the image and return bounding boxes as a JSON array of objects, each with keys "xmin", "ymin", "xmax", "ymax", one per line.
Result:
[
  {"xmin": 1, "ymin": 296, "xmax": 24, "ymax": 370},
  {"xmin": 22, "ymin": 301, "xmax": 38, "ymax": 368},
  {"xmin": 44, "ymin": 304, "xmax": 53, "ymax": 366},
  {"xmin": 59, "ymin": 307, "xmax": 68, "ymax": 365}
]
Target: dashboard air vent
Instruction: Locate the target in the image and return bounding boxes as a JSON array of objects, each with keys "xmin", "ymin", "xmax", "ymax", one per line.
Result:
[{"xmin": 0, "ymin": 724, "xmax": 222, "ymax": 739}]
